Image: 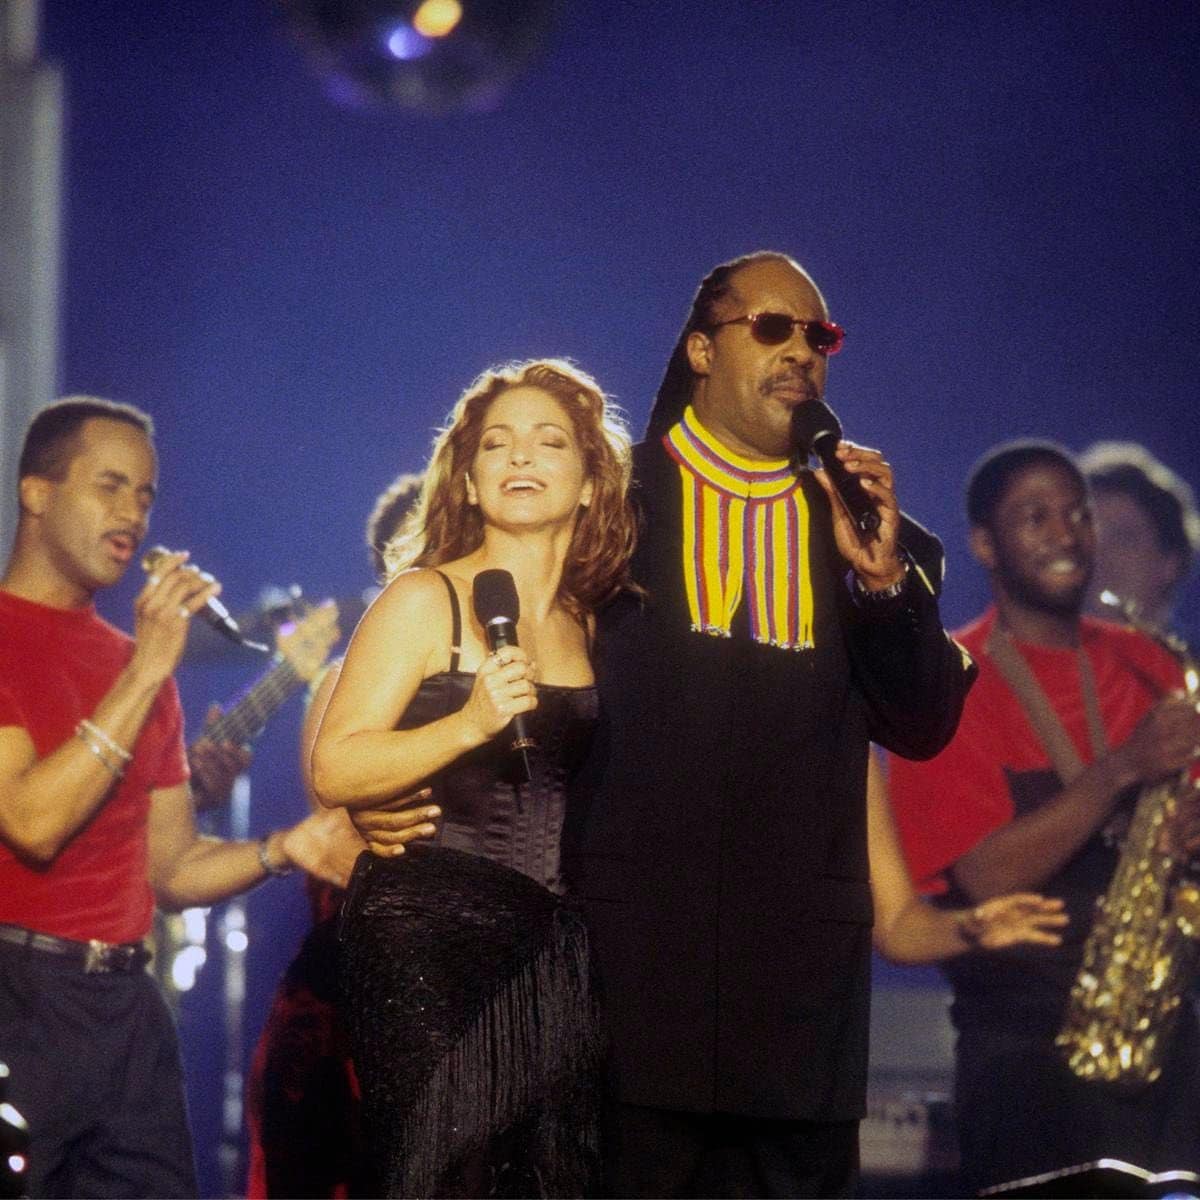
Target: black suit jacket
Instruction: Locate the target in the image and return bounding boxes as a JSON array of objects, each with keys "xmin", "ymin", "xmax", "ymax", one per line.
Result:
[{"xmin": 564, "ymin": 437, "xmax": 974, "ymax": 1120}]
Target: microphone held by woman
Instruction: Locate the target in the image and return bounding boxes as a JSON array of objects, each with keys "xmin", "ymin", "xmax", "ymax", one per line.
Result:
[{"xmin": 472, "ymin": 567, "xmax": 535, "ymax": 783}]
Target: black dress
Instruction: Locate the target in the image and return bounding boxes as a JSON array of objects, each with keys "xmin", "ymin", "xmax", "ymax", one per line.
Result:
[{"xmin": 338, "ymin": 576, "xmax": 602, "ymax": 1199}]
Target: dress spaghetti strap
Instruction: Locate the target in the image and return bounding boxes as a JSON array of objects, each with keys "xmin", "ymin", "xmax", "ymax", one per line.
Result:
[{"xmin": 432, "ymin": 570, "xmax": 462, "ymax": 673}]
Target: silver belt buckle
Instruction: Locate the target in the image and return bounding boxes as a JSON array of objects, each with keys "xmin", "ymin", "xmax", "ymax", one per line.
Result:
[{"xmin": 84, "ymin": 938, "xmax": 120, "ymax": 973}]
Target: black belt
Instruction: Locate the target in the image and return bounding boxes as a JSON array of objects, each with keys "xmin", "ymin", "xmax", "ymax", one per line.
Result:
[{"xmin": 0, "ymin": 923, "xmax": 151, "ymax": 974}]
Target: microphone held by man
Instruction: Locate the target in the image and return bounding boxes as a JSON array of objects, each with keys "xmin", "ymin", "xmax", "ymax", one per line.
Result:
[
  {"xmin": 141, "ymin": 544, "xmax": 268, "ymax": 652},
  {"xmin": 790, "ymin": 398, "xmax": 882, "ymax": 537}
]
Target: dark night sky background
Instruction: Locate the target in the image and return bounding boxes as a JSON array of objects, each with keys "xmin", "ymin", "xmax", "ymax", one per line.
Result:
[{"xmin": 38, "ymin": 0, "xmax": 1200, "ymax": 1191}]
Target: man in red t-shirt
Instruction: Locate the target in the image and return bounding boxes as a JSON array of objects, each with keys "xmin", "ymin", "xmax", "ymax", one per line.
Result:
[
  {"xmin": 889, "ymin": 440, "xmax": 1200, "ymax": 1191},
  {"xmin": 0, "ymin": 397, "xmax": 357, "ymax": 1199}
]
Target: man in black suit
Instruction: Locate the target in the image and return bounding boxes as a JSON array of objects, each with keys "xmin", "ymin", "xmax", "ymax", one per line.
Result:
[{"xmin": 565, "ymin": 252, "xmax": 975, "ymax": 1197}]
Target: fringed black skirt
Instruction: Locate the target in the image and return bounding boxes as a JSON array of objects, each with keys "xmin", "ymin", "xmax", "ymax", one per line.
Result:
[{"xmin": 338, "ymin": 846, "xmax": 603, "ymax": 1199}]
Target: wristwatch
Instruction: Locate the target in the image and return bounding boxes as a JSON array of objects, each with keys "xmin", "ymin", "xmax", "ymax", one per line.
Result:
[{"xmin": 853, "ymin": 558, "xmax": 910, "ymax": 602}]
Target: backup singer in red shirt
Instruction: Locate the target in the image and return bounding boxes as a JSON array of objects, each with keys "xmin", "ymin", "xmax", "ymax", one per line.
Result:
[{"xmin": 0, "ymin": 397, "xmax": 357, "ymax": 1198}]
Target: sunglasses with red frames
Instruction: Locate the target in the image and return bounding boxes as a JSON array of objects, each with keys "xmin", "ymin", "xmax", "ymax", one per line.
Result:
[{"xmin": 709, "ymin": 312, "xmax": 845, "ymax": 355}]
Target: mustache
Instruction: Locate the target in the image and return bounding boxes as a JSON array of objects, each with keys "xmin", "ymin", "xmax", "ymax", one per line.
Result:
[
  {"xmin": 104, "ymin": 526, "xmax": 144, "ymax": 543},
  {"xmin": 759, "ymin": 371, "xmax": 819, "ymax": 401}
]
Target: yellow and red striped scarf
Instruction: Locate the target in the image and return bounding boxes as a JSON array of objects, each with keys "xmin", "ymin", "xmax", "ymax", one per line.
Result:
[{"xmin": 664, "ymin": 406, "xmax": 815, "ymax": 651}]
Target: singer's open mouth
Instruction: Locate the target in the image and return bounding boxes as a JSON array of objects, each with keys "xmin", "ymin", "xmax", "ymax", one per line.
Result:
[
  {"xmin": 1041, "ymin": 555, "xmax": 1088, "ymax": 581},
  {"xmin": 501, "ymin": 477, "xmax": 545, "ymax": 494},
  {"xmin": 104, "ymin": 532, "xmax": 138, "ymax": 562}
]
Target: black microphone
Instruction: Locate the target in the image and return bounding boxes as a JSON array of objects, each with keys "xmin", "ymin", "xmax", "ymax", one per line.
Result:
[
  {"xmin": 141, "ymin": 545, "xmax": 269, "ymax": 653},
  {"xmin": 790, "ymin": 399, "xmax": 882, "ymax": 537},
  {"xmin": 472, "ymin": 568, "xmax": 535, "ymax": 784}
]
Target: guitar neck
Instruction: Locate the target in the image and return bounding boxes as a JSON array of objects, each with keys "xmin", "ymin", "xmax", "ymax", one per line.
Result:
[{"xmin": 207, "ymin": 656, "xmax": 303, "ymax": 746}]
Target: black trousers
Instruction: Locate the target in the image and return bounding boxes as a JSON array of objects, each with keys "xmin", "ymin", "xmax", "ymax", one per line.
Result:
[
  {"xmin": 954, "ymin": 1012, "xmax": 1200, "ymax": 1193},
  {"xmin": 603, "ymin": 1102, "xmax": 859, "ymax": 1199},
  {"xmin": 0, "ymin": 936, "xmax": 197, "ymax": 1199}
]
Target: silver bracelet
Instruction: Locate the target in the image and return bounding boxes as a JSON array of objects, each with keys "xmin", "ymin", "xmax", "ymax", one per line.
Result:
[
  {"xmin": 955, "ymin": 906, "xmax": 986, "ymax": 946},
  {"xmin": 75, "ymin": 723, "xmax": 125, "ymax": 779},
  {"xmin": 256, "ymin": 835, "xmax": 293, "ymax": 878},
  {"xmin": 78, "ymin": 718, "xmax": 132, "ymax": 762}
]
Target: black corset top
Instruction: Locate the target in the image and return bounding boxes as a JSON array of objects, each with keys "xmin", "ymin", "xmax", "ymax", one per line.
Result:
[{"xmin": 397, "ymin": 673, "xmax": 597, "ymax": 894}]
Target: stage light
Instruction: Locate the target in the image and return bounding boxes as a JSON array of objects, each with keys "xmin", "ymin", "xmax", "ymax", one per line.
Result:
[
  {"xmin": 385, "ymin": 23, "xmax": 432, "ymax": 60},
  {"xmin": 412, "ymin": 0, "xmax": 462, "ymax": 38},
  {"xmin": 0, "ymin": 1067, "xmax": 27, "ymax": 1200},
  {"xmin": 181, "ymin": 906, "xmax": 207, "ymax": 943},
  {"xmin": 225, "ymin": 929, "xmax": 249, "ymax": 953},
  {"xmin": 279, "ymin": 0, "xmax": 561, "ymax": 113},
  {"xmin": 171, "ymin": 945, "xmax": 208, "ymax": 992}
]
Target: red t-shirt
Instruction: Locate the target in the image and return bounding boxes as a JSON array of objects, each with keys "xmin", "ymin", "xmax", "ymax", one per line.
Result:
[
  {"xmin": 889, "ymin": 606, "xmax": 1181, "ymax": 894},
  {"xmin": 0, "ymin": 589, "xmax": 189, "ymax": 942}
]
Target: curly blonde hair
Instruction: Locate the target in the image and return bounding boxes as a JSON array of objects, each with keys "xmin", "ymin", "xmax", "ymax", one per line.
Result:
[{"xmin": 384, "ymin": 359, "xmax": 637, "ymax": 618}]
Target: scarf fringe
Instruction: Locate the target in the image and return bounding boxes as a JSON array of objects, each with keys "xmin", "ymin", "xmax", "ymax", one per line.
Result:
[{"xmin": 389, "ymin": 907, "xmax": 602, "ymax": 1198}]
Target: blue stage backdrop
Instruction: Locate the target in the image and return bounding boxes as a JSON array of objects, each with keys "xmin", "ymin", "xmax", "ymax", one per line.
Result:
[{"xmin": 40, "ymin": 1, "xmax": 1200, "ymax": 1194}]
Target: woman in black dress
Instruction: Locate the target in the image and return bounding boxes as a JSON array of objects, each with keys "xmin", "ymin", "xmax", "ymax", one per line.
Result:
[{"xmin": 311, "ymin": 359, "xmax": 636, "ymax": 1198}]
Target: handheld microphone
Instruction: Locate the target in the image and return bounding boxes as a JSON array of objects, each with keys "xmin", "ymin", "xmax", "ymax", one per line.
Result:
[
  {"xmin": 790, "ymin": 399, "xmax": 881, "ymax": 537},
  {"xmin": 141, "ymin": 545, "xmax": 268, "ymax": 653},
  {"xmin": 472, "ymin": 568, "xmax": 535, "ymax": 784}
]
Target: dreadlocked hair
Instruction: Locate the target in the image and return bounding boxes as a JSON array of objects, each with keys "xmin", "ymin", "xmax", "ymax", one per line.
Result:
[{"xmin": 646, "ymin": 251, "xmax": 802, "ymax": 442}]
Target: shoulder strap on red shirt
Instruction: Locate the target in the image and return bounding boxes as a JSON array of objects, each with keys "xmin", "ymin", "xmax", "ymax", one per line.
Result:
[{"xmin": 984, "ymin": 622, "xmax": 1106, "ymax": 784}]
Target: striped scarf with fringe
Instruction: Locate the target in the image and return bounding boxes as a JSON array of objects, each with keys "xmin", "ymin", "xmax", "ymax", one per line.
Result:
[{"xmin": 664, "ymin": 406, "xmax": 816, "ymax": 651}]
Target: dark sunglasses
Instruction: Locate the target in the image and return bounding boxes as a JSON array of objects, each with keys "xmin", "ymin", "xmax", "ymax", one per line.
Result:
[{"xmin": 709, "ymin": 312, "xmax": 845, "ymax": 355}]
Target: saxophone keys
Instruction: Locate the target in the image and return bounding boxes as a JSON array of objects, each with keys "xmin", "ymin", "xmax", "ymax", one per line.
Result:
[{"xmin": 1173, "ymin": 882, "xmax": 1200, "ymax": 938}]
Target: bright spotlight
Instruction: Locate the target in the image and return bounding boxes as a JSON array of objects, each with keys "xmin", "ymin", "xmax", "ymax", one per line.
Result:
[
  {"xmin": 385, "ymin": 23, "xmax": 432, "ymax": 60},
  {"xmin": 181, "ymin": 906, "xmax": 208, "ymax": 944},
  {"xmin": 225, "ymin": 929, "xmax": 249, "ymax": 953},
  {"xmin": 280, "ymin": 0, "xmax": 562, "ymax": 114},
  {"xmin": 170, "ymin": 946, "xmax": 208, "ymax": 992},
  {"xmin": 413, "ymin": 0, "xmax": 463, "ymax": 38}
]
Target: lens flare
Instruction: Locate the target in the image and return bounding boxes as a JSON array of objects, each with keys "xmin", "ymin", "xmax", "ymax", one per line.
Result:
[
  {"xmin": 413, "ymin": 0, "xmax": 463, "ymax": 39},
  {"xmin": 385, "ymin": 23, "xmax": 432, "ymax": 61},
  {"xmin": 170, "ymin": 945, "xmax": 207, "ymax": 992}
]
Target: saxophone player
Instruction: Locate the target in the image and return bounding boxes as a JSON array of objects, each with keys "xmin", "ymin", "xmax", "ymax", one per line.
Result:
[
  {"xmin": 887, "ymin": 440, "xmax": 1200, "ymax": 1192},
  {"xmin": 1080, "ymin": 439, "xmax": 1200, "ymax": 638}
]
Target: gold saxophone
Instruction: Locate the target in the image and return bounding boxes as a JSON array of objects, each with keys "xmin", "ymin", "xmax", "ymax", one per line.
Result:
[{"xmin": 1055, "ymin": 593, "xmax": 1200, "ymax": 1086}]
